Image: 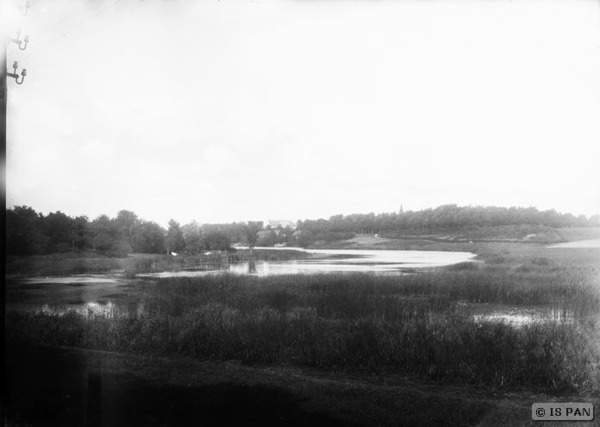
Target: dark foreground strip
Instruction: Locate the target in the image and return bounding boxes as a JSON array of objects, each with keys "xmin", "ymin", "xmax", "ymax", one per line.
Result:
[
  {"xmin": 4, "ymin": 343, "xmax": 493, "ymax": 427},
  {"xmin": 4, "ymin": 343, "xmax": 347, "ymax": 427}
]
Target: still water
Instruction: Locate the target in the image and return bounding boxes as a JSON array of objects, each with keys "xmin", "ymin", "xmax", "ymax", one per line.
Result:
[
  {"xmin": 469, "ymin": 303, "xmax": 574, "ymax": 327},
  {"xmin": 7, "ymin": 248, "xmax": 474, "ymax": 314},
  {"xmin": 145, "ymin": 247, "xmax": 477, "ymax": 277}
]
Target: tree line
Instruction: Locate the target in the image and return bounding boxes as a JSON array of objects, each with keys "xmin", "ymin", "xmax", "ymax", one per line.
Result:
[
  {"xmin": 5, "ymin": 206, "xmax": 264, "ymax": 257},
  {"xmin": 6, "ymin": 204, "xmax": 599, "ymax": 256},
  {"xmin": 296, "ymin": 205, "xmax": 600, "ymax": 237}
]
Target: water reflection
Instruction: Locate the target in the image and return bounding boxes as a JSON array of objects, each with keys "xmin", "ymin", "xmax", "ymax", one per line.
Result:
[
  {"xmin": 469, "ymin": 303, "xmax": 574, "ymax": 327},
  {"xmin": 22, "ymin": 276, "xmax": 119, "ymax": 285},
  {"xmin": 144, "ymin": 248, "xmax": 476, "ymax": 278},
  {"xmin": 39, "ymin": 301, "xmax": 116, "ymax": 318}
]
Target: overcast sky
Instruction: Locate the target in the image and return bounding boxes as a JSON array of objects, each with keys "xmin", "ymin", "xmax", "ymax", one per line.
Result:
[{"xmin": 4, "ymin": 0, "xmax": 600, "ymax": 226}]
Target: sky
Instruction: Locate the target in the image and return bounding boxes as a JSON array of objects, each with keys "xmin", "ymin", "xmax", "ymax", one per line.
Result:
[{"xmin": 4, "ymin": 0, "xmax": 600, "ymax": 227}]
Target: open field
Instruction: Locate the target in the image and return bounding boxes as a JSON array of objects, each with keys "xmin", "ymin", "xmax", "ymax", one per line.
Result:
[
  {"xmin": 315, "ymin": 227, "xmax": 600, "ymax": 252},
  {"xmin": 381, "ymin": 227, "xmax": 600, "ymax": 244},
  {"xmin": 555, "ymin": 228, "xmax": 600, "ymax": 242},
  {"xmin": 5, "ymin": 240, "xmax": 600, "ymax": 426},
  {"xmin": 550, "ymin": 239, "xmax": 600, "ymax": 249}
]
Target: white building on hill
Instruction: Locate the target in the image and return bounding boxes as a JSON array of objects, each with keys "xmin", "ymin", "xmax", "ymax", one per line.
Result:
[{"xmin": 264, "ymin": 219, "xmax": 297, "ymax": 229}]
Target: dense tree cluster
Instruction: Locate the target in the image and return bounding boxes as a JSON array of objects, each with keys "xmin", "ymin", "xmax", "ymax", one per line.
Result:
[
  {"xmin": 296, "ymin": 205, "xmax": 599, "ymax": 237},
  {"xmin": 5, "ymin": 207, "xmax": 251, "ymax": 256},
  {"xmin": 256, "ymin": 224, "xmax": 296, "ymax": 247}
]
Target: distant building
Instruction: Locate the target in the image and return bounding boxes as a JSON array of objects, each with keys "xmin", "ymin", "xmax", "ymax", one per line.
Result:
[{"xmin": 265, "ymin": 219, "xmax": 297, "ymax": 229}]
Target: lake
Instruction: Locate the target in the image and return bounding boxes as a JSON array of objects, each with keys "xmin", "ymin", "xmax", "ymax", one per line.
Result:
[
  {"xmin": 144, "ymin": 247, "xmax": 477, "ymax": 277},
  {"xmin": 6, "ymin": 247, "xmax": 474, "ymax": 313}
]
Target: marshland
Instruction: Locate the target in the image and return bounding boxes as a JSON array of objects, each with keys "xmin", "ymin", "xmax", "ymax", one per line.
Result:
[
  {"xmin": 5, "ymin": 224, "xmax": 600, "ymax": 426},
  {"xmin": 5, "ymin": 0, "xmax": 600, "ymax": 424}
]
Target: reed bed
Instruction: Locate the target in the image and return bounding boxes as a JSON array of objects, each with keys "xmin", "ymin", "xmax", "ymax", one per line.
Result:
[{"xmin": 7, "ymin": 258, "xmax": 600, "ymax": 394}]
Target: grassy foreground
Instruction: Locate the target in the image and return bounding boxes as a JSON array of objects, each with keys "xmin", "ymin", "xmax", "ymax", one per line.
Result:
[{"xmin": 7, "ymin": 248, "xmax": 600, "ymax": 395}]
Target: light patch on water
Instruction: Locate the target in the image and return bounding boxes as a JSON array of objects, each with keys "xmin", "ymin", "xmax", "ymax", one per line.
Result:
[
  {"xmin": 144, "ymin": 261, "xmax": 422, "ymax": 277},
  {"xmin": 22, "ymin": 275, "xmax": 119, "ymax": 285},
  {"xmin": 470, "ymin": 303, "xmax": 573, "ymax": 326},
  {"xmin": 38, "ymin": 301, "xmax": 116, "ymax": 318},
  {"xmin": 474, "ymin": 312, "xmax": 541, "ymax": 326}
]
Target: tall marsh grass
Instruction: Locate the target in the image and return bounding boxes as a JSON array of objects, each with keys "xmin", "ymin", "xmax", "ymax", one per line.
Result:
[{"xmin": 7, "ymin": 261, "xmax": 600, "ymax": 394}]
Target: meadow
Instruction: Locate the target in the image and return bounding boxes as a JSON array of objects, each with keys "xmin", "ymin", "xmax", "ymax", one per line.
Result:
[{"xmin": 6, "ymin": 245, "xmax": 600, "ymax": 396}]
